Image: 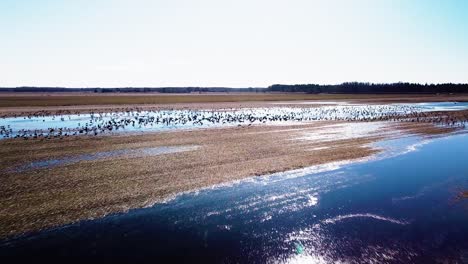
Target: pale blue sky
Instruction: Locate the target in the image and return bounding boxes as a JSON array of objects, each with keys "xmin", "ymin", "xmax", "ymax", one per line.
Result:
[{"xmin": 1, "ymin": 0, "xmax": 467, "ymax": 87}]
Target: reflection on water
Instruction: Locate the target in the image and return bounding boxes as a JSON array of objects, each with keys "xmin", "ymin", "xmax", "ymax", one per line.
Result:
[{"xmin": 2, "ymin": 133, "xmax": 468, "ymax": 263}]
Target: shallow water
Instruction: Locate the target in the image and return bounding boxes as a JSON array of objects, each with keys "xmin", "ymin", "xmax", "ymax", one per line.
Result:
[
  {"xmin": 8, "ymin": 145, "xmax": 198, "ymax": 173},
  {"xmin": 2, "ymin": 133, "xmax": 468, "ymax": 263},
  {"xmin": 415, "ymin": 102, "xmax": 468, "ymax": 111},
  {"xmin": 1, "ymin": 102, "xmax": 467, "ymax": 139}
]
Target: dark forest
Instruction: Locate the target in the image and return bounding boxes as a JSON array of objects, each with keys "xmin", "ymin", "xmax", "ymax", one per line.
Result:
[{"xmin": 1, "ymin": 82, "xmax": 468, "ymax": 94}]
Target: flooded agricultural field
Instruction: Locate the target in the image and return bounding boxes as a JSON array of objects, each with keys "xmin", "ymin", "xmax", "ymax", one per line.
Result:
[
  {"xmin": 1, "ymin": 102, "xmax": 468, "ymax": 139},
  {"xmin": 2, "ymin": 130, "xmax": 468, "ymax": 263},
  {"xmin": 4, "ymin": 1, "xmax": 468, "ymax": 262},
  {"xmin": 1, "ymin": 100, "xmax": 468, "ymax": 264}
]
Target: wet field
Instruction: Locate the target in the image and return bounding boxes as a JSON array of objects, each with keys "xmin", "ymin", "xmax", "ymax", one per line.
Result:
[
  {"xmin": 1, "ymin": 101, "xmax": 468, "ymax": 263},
  {"xmin": 8, "ymin": 145, "xmax": 199, "ymax": 173},
  {"xmin": 1, "ymin": 102, "xmax": 468, "ymax": 139},
  {"xmin": 1, "ymin": 131, "xmax": 468, "ymax": 263}
]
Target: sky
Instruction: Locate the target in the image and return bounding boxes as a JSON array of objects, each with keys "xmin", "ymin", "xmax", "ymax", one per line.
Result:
[{"xmin": 1, "ymin": 0, "xmax": 467, "ymax": 87}]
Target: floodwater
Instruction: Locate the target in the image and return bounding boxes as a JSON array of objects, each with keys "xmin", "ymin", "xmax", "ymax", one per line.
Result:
[
  {"xmin": 2, "ymin": 132, "xmax": 468, "ymax": 263},
  {"xmin": 8, "ymin": 145, "xmax": 198, "ymax": 173},
  {"xmin": 1, "ymin": 102, "xmax": 467, "ymax": 139},
  {"xmin": 415, "ymin": 102, "xmax": 468, "ymax": 111}
]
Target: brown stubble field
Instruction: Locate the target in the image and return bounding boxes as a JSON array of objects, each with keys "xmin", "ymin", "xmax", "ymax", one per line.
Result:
[{"xmin": 1, "ymin": 92, "xmax": 468, "ymax": 108}]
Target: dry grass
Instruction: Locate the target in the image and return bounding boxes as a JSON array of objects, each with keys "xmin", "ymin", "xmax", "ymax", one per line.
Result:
[{"xmin": 0, "ymin": 93, "xmax": 369, "ymax": 107}]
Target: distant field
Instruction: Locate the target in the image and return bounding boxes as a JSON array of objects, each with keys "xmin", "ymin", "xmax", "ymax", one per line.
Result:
[{"xmin": 1, "ymin": 93, "xmax": 468, "ymax": 107}]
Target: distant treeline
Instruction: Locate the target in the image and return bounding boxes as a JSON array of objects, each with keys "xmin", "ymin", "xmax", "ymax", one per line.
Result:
[
  {"xmin": 268, "ymin": 82, "xmax": 468, "ymax": 94},
  {"xmin": 1, "ymin": 82, "xmax": 468, "ymax": 94},
  {"xmin": 0, "ymin": 87, "xmax": 265, "ymax": 93}
]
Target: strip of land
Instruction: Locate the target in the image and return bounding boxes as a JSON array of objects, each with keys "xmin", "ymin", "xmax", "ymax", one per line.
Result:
[
  {"xmin": 0, "ymin": 118, "xmax": 458, "ymax": 239},
  {"xmin": 1, "ymin": 93, "xmax": 468, "ymax": 117}
]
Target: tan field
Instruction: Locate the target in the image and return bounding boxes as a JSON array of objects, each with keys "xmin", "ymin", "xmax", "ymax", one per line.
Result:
[{"xmin": 1, "ymin": 92, "xmax": 468, "ymax": 108}]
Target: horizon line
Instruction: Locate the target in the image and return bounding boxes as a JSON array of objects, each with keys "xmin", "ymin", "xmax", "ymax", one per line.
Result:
[{"xmin": 2, "ymin": 81, "xmax": 468, "ymax": 89}]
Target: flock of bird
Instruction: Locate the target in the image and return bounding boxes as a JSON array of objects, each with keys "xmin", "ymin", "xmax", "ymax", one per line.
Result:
[{"xmin": 1, "ymin": 104, "xmax": 467, "ymax": 140}]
